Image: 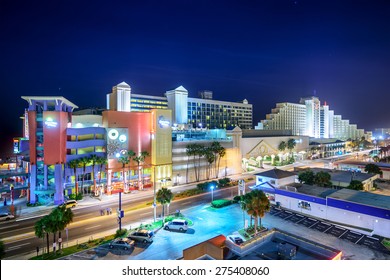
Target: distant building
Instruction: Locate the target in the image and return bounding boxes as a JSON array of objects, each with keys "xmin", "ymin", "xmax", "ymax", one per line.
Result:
[
  {"xmin": 257, "ymin": 96, "xmax": 364, "ymax": 140},
  {"xmin": 252, "ymin": 169, "xmax": 389, "ymax": 238},
  {"xmin": 107, "ymin": 82, "xmax": 253, "ymax": 130}
]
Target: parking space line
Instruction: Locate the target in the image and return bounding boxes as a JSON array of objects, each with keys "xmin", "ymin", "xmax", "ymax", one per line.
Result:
[
  {"xmin": 296, "ymin": 214, "xmax": 303, "ymax": 218},
  {"xmin": 309, "ymin": 221, "xmax": 319, "ymax": 228},
  {"xmin": 284, "ymin": 214, "xmax": 294, "ymax": 220},
  {"xmin": 321, "ymin": 222, "xmax": 331, "ymax": 226},
  {"xmin": 323, "ymin": 226, "xmax": 332, "ymax": 233},
  {"xmin": 366, "ymin": 236, "xmax": 379, "ymax": 241},
  {"xmin": 335, "ymin": 226, "xmax": 344, "ymax": 230},
  {"xmin": 338, "ymin": 230, "xmax": 348, "ymax": 238},
  {"xmin": 308, "ymin": 218, "xmax": 317, "ymax": 221},
  {"xmin": 355, "ymin": 235, "xmax": 365, "ymax": 244},
  {"xmin": 295, "ymin": 217, "xmax": 306, "ymax": 224},
  {"xmin": 350, "ymin": 230, "xmax": 362, "ymax": 235}
]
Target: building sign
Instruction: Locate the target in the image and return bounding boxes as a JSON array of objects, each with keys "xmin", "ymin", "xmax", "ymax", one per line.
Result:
[
  {"xmin": 158, "ymin": 116, "xmax": 170, "ymax": 128},
  {"xmin": 44, "ymin": 117, "xmax": 58, "ymax": 128},
  {"xmin": 13, "ymin": 138, "xmax": 20, "ymax": 153},
  {"xmin": 107, "ymin": 128, "xmax": 128, "ymax": 159}
]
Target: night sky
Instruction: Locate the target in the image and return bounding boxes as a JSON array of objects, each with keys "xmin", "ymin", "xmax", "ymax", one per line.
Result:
[{"xmin": 1, "ymin": 0, "xmax": 389, "ymax": 155}]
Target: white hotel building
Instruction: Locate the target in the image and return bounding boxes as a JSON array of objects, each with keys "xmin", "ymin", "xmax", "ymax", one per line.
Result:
[
  {"xmin": 257, "ymin": 96, "xmax": 364, "ymax": 140},
  {"xmin": 107, "ymin": 82, "xmax": 253, "ymax": 130}
]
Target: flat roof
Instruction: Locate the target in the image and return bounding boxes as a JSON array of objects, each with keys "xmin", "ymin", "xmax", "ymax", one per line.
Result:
[
  {"xmin": 254, "ymin": 168, "xmax": 295, "ymax": 179},
  {"xmin": 307, "ymin": 168, "xmax": 377, "ymax": 183},
  {"xmin": 288, "ymin": 183, "xmax": 338, "ymax": 198},
  {"xmin": 327, "ymin": 188, "xmax": 390, "ymax": 210},
  {"xmin": 21, "ymin": 96, "xmax": 78, "ymax": 109},
  {"xmin": 336, "ymin": 160, "xmax": 390, "ymax": 169}
]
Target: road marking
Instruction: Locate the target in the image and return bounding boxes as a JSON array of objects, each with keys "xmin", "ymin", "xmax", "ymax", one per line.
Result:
[
  {"xmin": 323, "ymin": 226, "xmax": 332, "ymax": 233},
  {"xmin": 308, "ymin": 221, "xmax": 319, "ymax": 228},
  {"xmin": 366, "ymin": 236, "xmax": 379, "ymax": 241},
  {"xmin": 321, "ymin": 222, "xmax": 331, "ymax": 226},
  {"xmin": 308, "ymin": 218, "xmax": 317, "ymax": 221},
  {"xmin": 349, "ymin": 231, "xmax": 362, "ymax": 236},
  {"xmin": 6, "ymin": 242, "xmax": 31, "ymax": 251},
  {"xmin": 0, "ymin": 224, "xmax": 19, "ymax": 230},
  {"xmin": 182, "ymin": 201, "xmax": 192, "ymax": 205},
  {"xmin": 335, "ymin": 226, "xmax": 344, "ymax": 230},
  {"xmin": 85, "ymin": 225, "xmax": 101, "ymax": 230},
  {"xmin": 295, "ymin": 217, "xmax": 306, "ymax": 224},
  {"xmin": 296, "ymin": 214, "xmax": 303, "ymax": 217},
  {"xmin": 355, "ymin": 235, "xmax": 365, "ymax": 244},
  {"xmin": 338, "ymin": 230, "xmax": 348, "ymax": 238}
]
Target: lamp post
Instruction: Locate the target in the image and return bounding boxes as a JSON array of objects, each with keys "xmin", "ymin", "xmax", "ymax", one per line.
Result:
[{"xmin": 210, "ymin": 185, "xmax": 215, "ymax": 202}]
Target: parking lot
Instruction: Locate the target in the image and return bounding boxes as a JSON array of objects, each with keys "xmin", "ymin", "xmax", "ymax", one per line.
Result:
[
  {"xmin": 269, "ymin": 207, "xmax": 389, "ymax": 255},
  {"xmin": 61, "ymin": 203, "xmax": 390, "ymax": 260}
]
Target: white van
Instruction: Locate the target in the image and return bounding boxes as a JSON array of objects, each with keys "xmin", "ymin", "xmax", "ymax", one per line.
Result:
[{"xmin": 164, "ymin": 219, "xmax": 188, "ymax": 232}]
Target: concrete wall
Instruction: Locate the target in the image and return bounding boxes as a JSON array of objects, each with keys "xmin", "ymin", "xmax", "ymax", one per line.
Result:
[{"xmin": 275, "ymin": 193, "xmax": 327, "ymax": 219}]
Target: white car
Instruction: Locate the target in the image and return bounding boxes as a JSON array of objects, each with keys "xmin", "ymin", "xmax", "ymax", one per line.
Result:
[
  {"xmin": 164, "ymin": 219, "xmax": 188, "ymax": 232},
  {"xmin": 0, "ymin": 213, "xmax": 15, "ymax": 221},
  {"xmin": 227, "ymin": 235, "xmax": 244, "ymax": 245}
]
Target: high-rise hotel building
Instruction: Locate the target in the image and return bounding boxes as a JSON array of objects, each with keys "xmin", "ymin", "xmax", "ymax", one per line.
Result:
[
  {"xmin": 258, "ymin": 96, "xmax": 364, "ymax": 140},
  {"xmin": 107, "ymin": 82, "xmax": 253, "ymax": 129}
]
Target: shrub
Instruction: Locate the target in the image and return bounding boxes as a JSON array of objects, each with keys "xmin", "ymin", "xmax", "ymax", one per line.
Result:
[
  {"xmin": 69, "ymin": 193, "xmax": 83, "ymax": 200},
  {"xmin": 233, "ymin": 195, "xmax": 241, "ymax": 203},
  {"xmin": 211, "ymin": 199, "xmax": 232, "ymax": 208},
  {"xmin": 197, "ymin": 183, "xmax": 207, "ymax": 191},
  {"xmin": 27, "ymin": 202, "xmax": 42, "ymax": 207},
  {"xmin": 114, "ymin": 229, "xmax": 128, "ymax": 238}
]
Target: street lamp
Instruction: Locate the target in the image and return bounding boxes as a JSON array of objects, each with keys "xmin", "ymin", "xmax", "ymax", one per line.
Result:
[{"xmin": 210, "ymin": 184, "xmax": 215, "ymax": 202}]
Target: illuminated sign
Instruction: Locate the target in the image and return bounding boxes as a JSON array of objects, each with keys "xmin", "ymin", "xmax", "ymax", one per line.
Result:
[
  {"xmin": 108, "ymin": 129, "xmax": 119, "ymax": 140},
  {"xmin": 13, "ymin": 139, "xmax": 20, "ymax": 153},
  {"xmin": 158, "ymin": 116, "xmax": 170, "ymax": 128},
  {"xmin": 45, "ymin": 117, "xmax": 58, "ymax": 128},
  {"xmin": 119, "ymin": 134, "xmax": 127, "ymax": 143}
]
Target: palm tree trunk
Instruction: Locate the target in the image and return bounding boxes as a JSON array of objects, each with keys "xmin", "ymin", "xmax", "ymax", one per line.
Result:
[
  {"xmin": 59, "ymin": 231, "xmax": 62, "ymax": 251},
  {"xmin": 46, "ymin": 232, "xmax": 49, "ymax": 254},
  {"xmin": 53, "ymin": 232, "xmax": 56, "ymax": 254},
  {"xmin": 186, "ymin": 158, "xmax": 189, "ymax": 184},
  {"xmin": 74, "ymin": 167, "xmax": 78, "ymax": 196},
  {"xmin": 217, "ymin": 157, "xmax": 221, "ymax": 178}
]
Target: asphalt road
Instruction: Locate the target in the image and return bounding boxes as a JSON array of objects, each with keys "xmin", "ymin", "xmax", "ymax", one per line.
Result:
[{"xmin": 1, "ymin": 184, "xmax": 245, "ymax": 259}]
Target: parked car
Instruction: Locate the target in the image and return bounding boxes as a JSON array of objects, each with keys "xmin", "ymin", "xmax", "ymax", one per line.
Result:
[
  {"xmin": 164, "ymin": 219, "xmax": 188, "ymax": 232},
  {"xmin": 109, "ymin": 238, "xmax": 135, "ymax": 250},
  {"xmin": 0, "ymin": 212, "xmax": 15, "ymax": 221},
  {"xmin": 60, "ymin": 200, "xmax": 77, "ymax": 208},
  {"xmin": 227, "ymin": 235, "xmax": 244, "ymax": 245},
  {"xmin": 128, "ymin": 229, "xmax": 154, "ymax": 243}
]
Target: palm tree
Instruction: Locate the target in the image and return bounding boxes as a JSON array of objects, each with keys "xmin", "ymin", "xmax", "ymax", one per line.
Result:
[
  {"xmin": 278, "ymin": 141, "xmax": 287, "ymax": 153},
  {"xmin": 216, "ymin": 146, "xmax": 226, "ymax": 178},
  {"xmin": 79, "ymin": 156, "xmax": 91, "ymax": 194},
  {"xmin": 287, "ymin": 139, "xmax": 296, "ymax": 158},
  {"xmin": 139, "ymin": 151, "xmax": 150, "ymax": 185},
  {"xmin": 34, "ymin": 217, "xmax": 50, "ymax": 255},
  {"xmin": 186, "ymin": 144, "xmax": 195, "ymax": 183},
  {"xmin": 244, "ymin": 190, "xmax": 270, "ymax": 234},
  {"xmin": 56, "ymin": 205, "xmax": 74, "ymax": 251},
  {"xmin": 127, "ymin": 150, "xmax": 136, "ymax": 182},
  {"xmin": 68, "ymin": 158, "xmax": 81, "ymax": 197},
  {"xmin": 118, "ymin": 155, "xmax": 130, "ymax": 189},
  {"xmin": 196, "ymin": 144, "xmax": 206, "ymax": 181},
  {"xmin": 205, "ymin": 147, "xmax": 215, "ymax": 180},
  {"xmin": 133, "ymin": 152, "xmax": 149, "ymax": 190},
  {"xmin": 96, "ymin": 156, "xmax": 108, "ymax": 185},
  {"xmin": 211, "ymin": 141, "xmax": 221, "ymax": 177},
  {"xmin": 89, "ymin": 154, "xmax": 99, "ymax": 194},
  {"xmin": 156, "ymin": 187, "xmax": 174, "ymax": 223}
]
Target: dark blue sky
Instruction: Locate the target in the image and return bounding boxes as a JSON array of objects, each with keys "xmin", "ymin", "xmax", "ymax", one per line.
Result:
[{"xmin": 1, "ymin": 0, "xmax": 389, "ymax": 155}]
